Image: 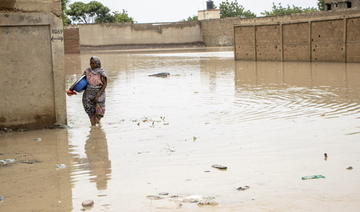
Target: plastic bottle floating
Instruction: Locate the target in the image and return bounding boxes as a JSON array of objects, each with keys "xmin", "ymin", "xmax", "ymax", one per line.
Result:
[{"xmin": 301, "ymin": 175, "xmax": 325, "ymax": 180}]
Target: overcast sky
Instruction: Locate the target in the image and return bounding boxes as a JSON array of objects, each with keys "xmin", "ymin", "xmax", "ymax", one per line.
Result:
[{"xmin": 71, "ymin": 0, "xmax": 319, "ymax": 23}]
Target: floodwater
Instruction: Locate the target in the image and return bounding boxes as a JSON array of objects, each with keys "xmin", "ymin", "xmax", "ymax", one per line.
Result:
[{"xmin": 1, "ymin": 48, "xmax": 360, "ymax": 212}]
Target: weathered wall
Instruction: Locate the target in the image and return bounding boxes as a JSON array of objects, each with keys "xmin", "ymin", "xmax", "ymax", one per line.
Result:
[
  {"xmin": 283, "ymin": 22, "xmax": 310, "ymax": 61},
  {"xmin": 234, "ymin": 10, "xmax": 360, "ymax": 62},
  {"xmin": 0, "ymin": 0, "xmax": 61, "ymax": 16},
  {"xmin": 64, "ymin": 27, "xmax": 80, "ymax": 54},
  {"xmin": 347, "ymin": 17, "xmax": 360, "ymax": 62},
  {"xmin": 198, "ymin": 9, "xmax": 220, "ymax": 20},
  {"xmin": 78, "ymin": 22, "xmax": 203, "ymax": 49},
  {"xmin": 202, "ymin": 8, "xmax": 360, "ymax": 47},
  {"xmin": 0, "ymin": 10, "xmax": 66, "ymax": 129}
]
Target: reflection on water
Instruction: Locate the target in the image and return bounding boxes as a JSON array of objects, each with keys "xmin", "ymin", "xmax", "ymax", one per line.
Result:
[
  {"xmin": 0, "ymin": 129, "xmax": 72, "ymax": 212},
  {"xmin": 63, "ymin": 50, "xmax": 360, "ymax": 211},
  {"xmin": 84, "ymin": 127, "xmax": 111, "ymax": 190},
  {"xmin": 233, "ymin": 61, "xmax": 360, "ymax": 121},
  {"xmin": 2, "ymin": 49, "xmax": 360, "ymax": 212}
]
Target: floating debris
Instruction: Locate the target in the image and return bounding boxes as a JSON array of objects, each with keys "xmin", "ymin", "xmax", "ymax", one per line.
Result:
[
  {"xmin": 301, "ymin": 175, "xmax": 325, "ymax": 180},
  {"xmin": 56, "ymin": 164, "xmax": 66, "ymax": 169},
  {"xmin": 236, "ymin": 186, "xmax": 250, "ymax": 191},
  {"xmin": 0, "ymin": 159, "xmax": 16, "ymax": 166},
  {"xmin": 324, "ymin": 153, "xmax": 328, "ymax": 161},
  {"xmin": 0, "ymin": 195, "xmax": 5, "ymax": 202},
  {"xmin": 148, "ymin": 72, "xmax": 170, "ymax": 78},
  {"xmin": 182, "ymin": 195, "xmax": 203, "ymax": 203},
  {"xmin": 32, "ymin": 138, "xmax": 42, "ymax": 142},
  {"xmin": 346, "ymin": 166, "xmax": 353, "ymax": 170},
  {"xmin": 211, "ymin": 164, "xmax": 227, "ymax": 170},
  {"xmin": 146, "ymin": 195, "xmax": 163, "ymax": 200},
  {"xmin": 198, "ymin": 199, "xmax": 218, "ymax": 207},
  {"xmin": 159, "ymin": 192, "xmax": 169, "ymax": 196},
  {"xmin": 193, "ymin": 136, "xmax": 197, "ymax": 142},
  {"xmin": 20, "ymin": 160, "xmax": 41, "ymax": 164},
  {"xmin": 82, "ymin": 200, "xmax": 94, "ymax": 207}
]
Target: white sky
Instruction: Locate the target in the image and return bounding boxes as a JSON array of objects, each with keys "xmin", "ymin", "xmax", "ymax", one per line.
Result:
[{"xmin": 70, "ymin": 0, "xmax": 319, "ymax": 23}]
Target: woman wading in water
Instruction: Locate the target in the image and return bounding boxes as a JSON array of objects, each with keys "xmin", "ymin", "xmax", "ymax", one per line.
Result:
[{"xmin": 68, "ymin": 56, "xmax": 107, "ymax": 126}]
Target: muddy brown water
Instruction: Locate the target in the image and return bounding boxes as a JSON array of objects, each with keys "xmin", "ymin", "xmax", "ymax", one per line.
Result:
[{"xmin": 1, "ymin": 48, "xmax": 360, "ymax": 211}]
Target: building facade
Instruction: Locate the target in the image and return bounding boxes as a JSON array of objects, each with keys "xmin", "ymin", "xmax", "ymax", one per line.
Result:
[
  {"xmin": 324, "ymin": 0, "xmax": 360, "ymax": 10},
  {"xmin": 0, "ymin": 0, "xmax": 67, "ymax": 129}
]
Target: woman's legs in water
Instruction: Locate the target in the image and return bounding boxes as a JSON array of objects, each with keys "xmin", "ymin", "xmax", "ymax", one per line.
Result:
[{"xmin": 89, "ymin": 115, "xmax": 102, "ymax": 126}]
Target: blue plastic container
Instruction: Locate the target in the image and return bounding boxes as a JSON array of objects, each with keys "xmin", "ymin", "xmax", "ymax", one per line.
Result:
[{"xmin": 71, "ymin": 75, "xmax": 88, "ymax": 92}]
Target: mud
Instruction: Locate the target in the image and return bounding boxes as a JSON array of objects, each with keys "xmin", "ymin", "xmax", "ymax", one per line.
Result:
[{"xmin": 1, "ymin": 48, "xmax": 360, "ymax": 212}]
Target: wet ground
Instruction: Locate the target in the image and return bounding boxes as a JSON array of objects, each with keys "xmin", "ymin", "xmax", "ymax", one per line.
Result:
[{"xmin": 1, "ymin": 48, "xmax": 360, "ymax": 211}]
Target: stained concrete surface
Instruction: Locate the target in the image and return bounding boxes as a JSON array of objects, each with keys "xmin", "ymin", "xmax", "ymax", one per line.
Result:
[{"xmin": 1, "ymin": 49, "xmax": 360, "ymax": 212}]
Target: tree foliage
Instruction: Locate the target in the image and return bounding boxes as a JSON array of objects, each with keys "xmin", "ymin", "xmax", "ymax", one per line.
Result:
[
  {"xmin": 219, "ymin": 0, "xmax": 256, "ymax": 18},
  {"xmin": 318, "ymin": 0, "xmax": 325, "ymax": 11},
  {"xmin": 66, "ymin": 1, "xmax": 135, "ymax": 24},
  {"xmin": 181, "ymin": 15, "xmax": 198, "ymax": 22},
  {"xmin": 261, "ymin": 3, "xmax": 318, "ymax": 16},
  {"xmin": 112, "ymin": 10, "xmax": 134, "ymax": 23},
  {"xmin": 60, "ymin": 0, "xmax": 71, "ymax": 25}
]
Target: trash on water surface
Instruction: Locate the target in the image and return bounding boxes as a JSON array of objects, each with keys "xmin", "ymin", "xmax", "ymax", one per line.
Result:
[
  {"xmin": 301, "ymin": 175, "xmax": 325, "ymax": 180},
  {"xmin": 236, "ymin": 186, "xmax": 250, "ymax": 191},
  {"xmin": 197, "ymin": 199, "xmax": 218, "ymax": 207},
  {"xmin": 0, "ymin": 159, "xmax": 16, "ymax": 166},
  {"xmin": 20, "ymin": 160, "xmax": 41, "ymax": 164},
  {"xmin": 56, "ymin": 164, "xmax": 66, "ymax": 169},
  {"xmin": 0, "ymin": 195, "xmax": 5, "ymax": 202},
  {"xmin": 148, "ymin": 72, "xmax": 170, "ymax": 77},
  {"xmin": 32, "ymin": 138, "xmax": 42, "ymax": 142},
  {"xmin": 146, "ymin": 195, "xmax": 163, "ymax": 200},
  {"xmin": 346, "ymin": 166, "xmax": 353, "ymax": 170},
  {"xmin": 211, "ymin": 164, "xmax": 227, "ymax": 170},
  {"xmin": 82, "ymin": 200, "xmax": 94, "ymax": 207}
]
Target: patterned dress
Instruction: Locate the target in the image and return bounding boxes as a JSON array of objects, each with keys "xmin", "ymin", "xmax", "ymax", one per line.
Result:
[{"xmin": 82, "ymin": 68, "xmax": 106, "ymax": 119}]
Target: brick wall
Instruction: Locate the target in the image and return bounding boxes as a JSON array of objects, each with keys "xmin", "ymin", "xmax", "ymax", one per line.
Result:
[{"xmin": 64, "ymin": 27, "xmax": 80, "ymax": 54}]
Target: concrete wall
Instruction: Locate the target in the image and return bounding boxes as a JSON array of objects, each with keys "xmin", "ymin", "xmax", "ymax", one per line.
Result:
[
  {"xmin": 0, "ymin": 2, "xmax": 66, "ymax": 129},
  {"xmin": 198, "ymin": 9, "xmax": 220, "ymax": 20},
  {"xmin": 201, "ymin": 8, "xmax": 360, "ymax": 47},
  {"xmin": 0, "ymin": 0, "xmax": 61, "ymax": 16},
  {"xmin": 78, "ymin": 22, "xmax": 203, "ymax": 49},
  {"xmin": 234, "ymin": 10, "xmax": 360, "ymax": 62}
]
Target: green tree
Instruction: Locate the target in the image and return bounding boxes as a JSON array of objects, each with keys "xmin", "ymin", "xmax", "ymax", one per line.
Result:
[
  {"xmin": 60, "ymin": 0, "xmax": 71, "ymax": 25},
  {"xmin": 66, "ymin": 1, "xmax": 89, "ymax": 23},
  {"xmin": 261, "ymin": 3, "xmax": 317, "ymax": 16},
  {"xmin": 66, "ymin": 1, "xmax": 135, "ymax": 24},
  {"xmin": 318, "ymin": 0, "xmax": 325, "ymax": 11},
  {"xmin": 219, "ymin": 0, "xmax": 256, "ymax": 18},
  {"xmin": 181, "ymin": 15, "xmax": 198, "ymax": 22},
  {"xmin": 87, "ymin": 1, "xmax": 111, "ymax": 22},
  {"xmin": 112, "ymin": 10, "xmax": 134, "ymax": 23}
]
